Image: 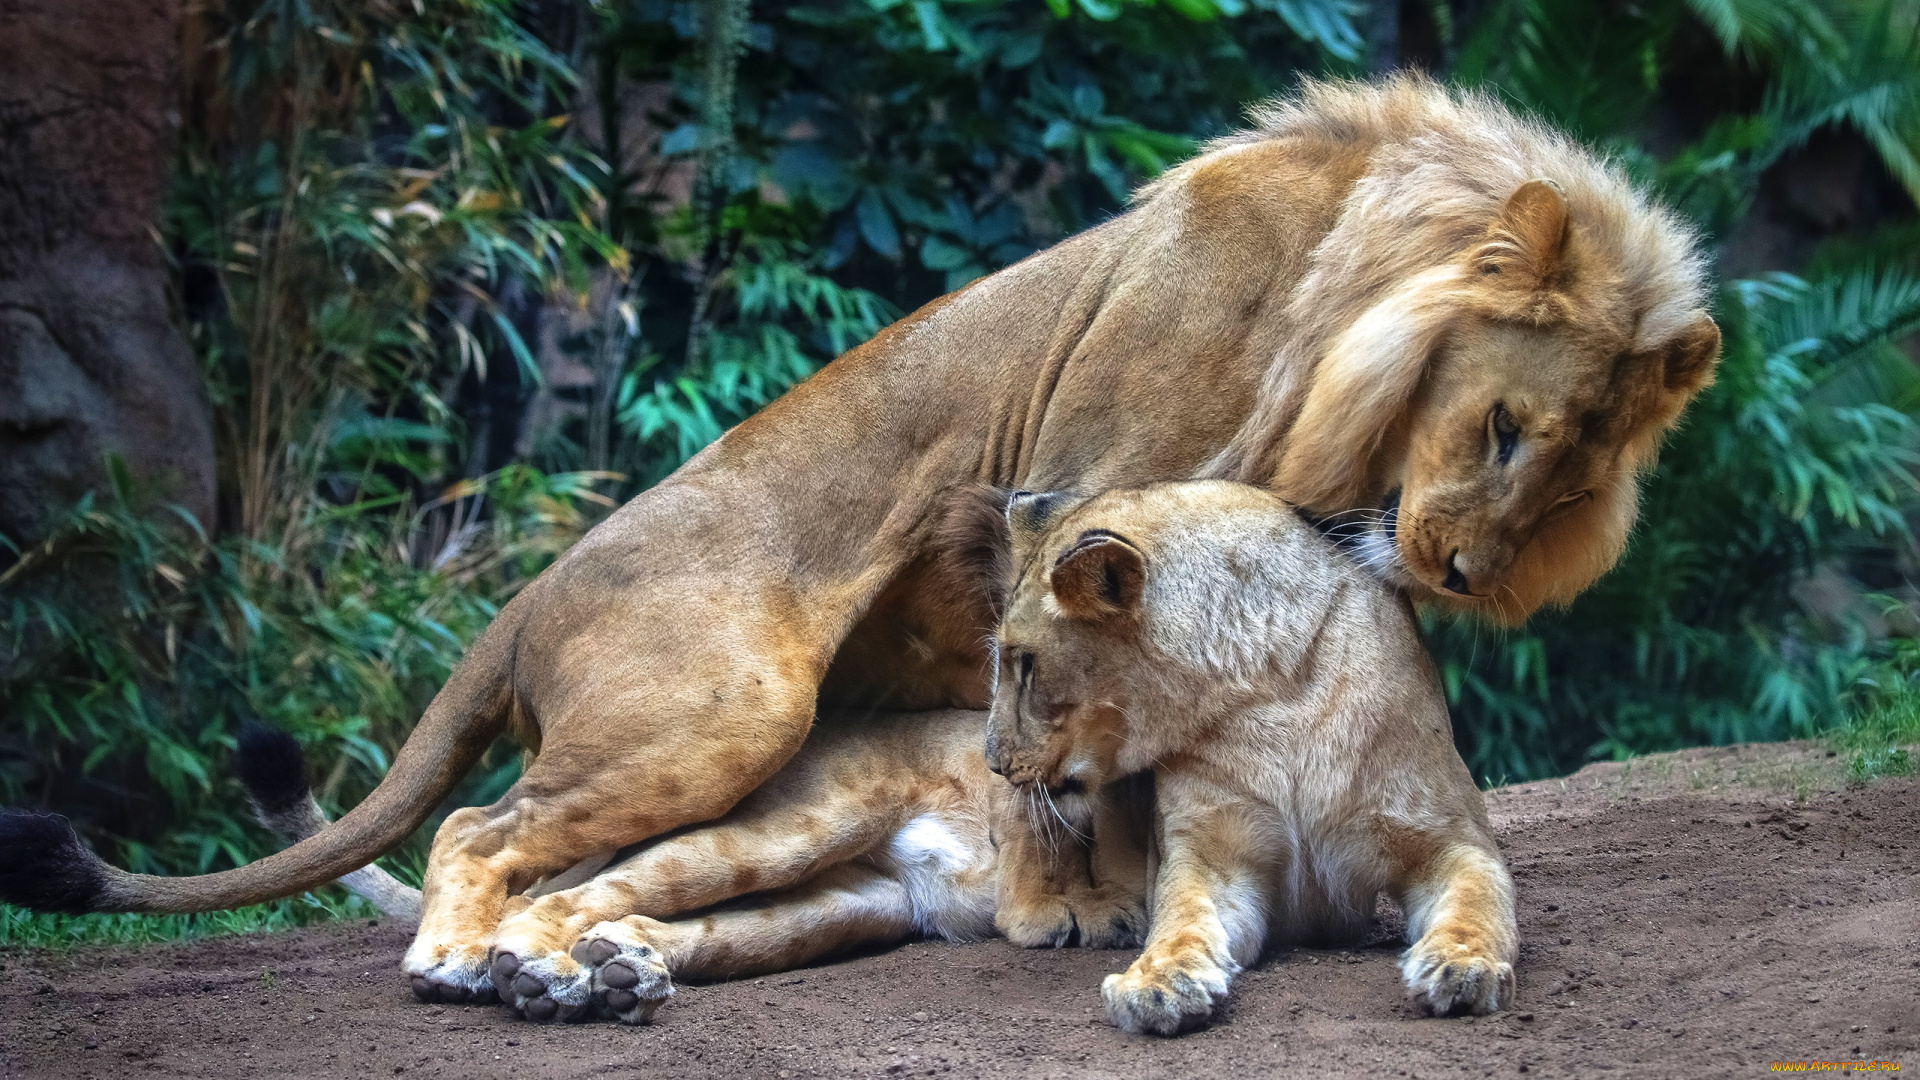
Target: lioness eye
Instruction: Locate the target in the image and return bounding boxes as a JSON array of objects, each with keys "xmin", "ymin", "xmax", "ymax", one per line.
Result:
[
  {"xmin": 1489, "ymin": 402, "xmax": 1520, "ymax": 465},
  {"xmin": 1019, "ymin": 652, "xmax": 1034, "ymax": 683}
]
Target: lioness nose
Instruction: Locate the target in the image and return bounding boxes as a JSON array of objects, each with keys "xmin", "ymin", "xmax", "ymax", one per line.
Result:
[{"xmin": 984, "ymin": 733, "xmax": 1010, "ymax": 777}]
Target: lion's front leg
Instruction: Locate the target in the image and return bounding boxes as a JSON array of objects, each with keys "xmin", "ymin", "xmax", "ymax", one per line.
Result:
[
  {"xmin": 1102, "ymin": 774, "xmax": 1267, "ymax": 1036},
  {"xmin": 995, "ymin": 780, "xmax": 1149, "ymax": 950},
  {"xmin": 1392, "ymin": 837, "xmax": 1518, "ymax": 1016}
]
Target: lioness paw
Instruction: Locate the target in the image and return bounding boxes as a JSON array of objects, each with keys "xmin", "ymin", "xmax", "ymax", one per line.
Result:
[
  {"xmin": 1400, "ymin": 937, "xmax": 1515, "ymax": 1016},
  {"xmin": 998, "ymin": 887, "xmax": 1146, "ymax": 950},
  {"xmin": 1101, "ymin": 958, "xmax": 1231, "ymax": 1036},
  {"xmin": 577, "ymin": 920, "xmax": 674, "ymax": 1025},
  {"xmin": 489, "ymin": 949, "xmax": 593, "ymax": 1023},
  {"xmin": 402, "ymin": 942, "xmax": 498, "ymax": 1006}
]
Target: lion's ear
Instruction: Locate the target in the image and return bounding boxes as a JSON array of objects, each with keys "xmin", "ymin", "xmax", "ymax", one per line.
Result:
[
  {"xmin": 1660, "ymin": 315, "xmax": 1721, "ymax": 394},
  {"xmin": 1472, "ymin": 179, "xmax": 1569, "ymax": 289},
  {"xmin": 1050, "ymin": 530, "xmax": 1145, "ymax": 621}
]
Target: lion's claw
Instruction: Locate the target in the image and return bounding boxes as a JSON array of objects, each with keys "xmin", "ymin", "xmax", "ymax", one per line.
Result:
[
  {"xmin": 1400, "ymin": 935, "xmax": 1515, "ymax": 1016},
  {"xmin": 402, "ymin": 943, "xmax": 497, "ymax": 1005},
  {"xmin": 488, "ymin": 948, "xmax": 592, "ymax": 1023}
]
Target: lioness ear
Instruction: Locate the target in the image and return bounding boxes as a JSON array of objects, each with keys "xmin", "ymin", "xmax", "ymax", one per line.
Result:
[
  {"xmin": 1006, "ymin": 490, "xmax": 1087, "ymax": 566},
  {"xmin": 1050, "ymin": 530, "xmax": 1146, "ymax": 621},
  {"xmin": 1660, "ymin": 315, "xmax": 1721, "ymax": 394},
  {"xmin": 1472, "ymin": 179, "xmax": 1570, "ymax": 289}
]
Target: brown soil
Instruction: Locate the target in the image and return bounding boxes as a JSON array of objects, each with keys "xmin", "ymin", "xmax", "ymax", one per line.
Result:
[{"xmin": 3, "ymin": 742, "xmax": 1915, "ymax": 1080}]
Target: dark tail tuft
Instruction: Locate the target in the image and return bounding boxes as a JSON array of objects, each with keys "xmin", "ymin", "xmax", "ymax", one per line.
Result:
[
  {"xmin": 233, "ymin": 723, "xmax": 312, "ymax": 817},
  {"xmin": 0, "ymin": 811, "xmax": 115, "ymax": 913}
]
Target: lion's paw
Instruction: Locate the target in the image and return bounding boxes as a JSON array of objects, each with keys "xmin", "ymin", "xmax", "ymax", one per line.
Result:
[
  {"xmin": 1400, "ymin": 934, "xmax": 1515, "ymax": 1016},
  {"xmin": 998, "ymin": 887, "xmax": 1146, "ymax": 950},
  {"xmin": 1101, "ymin": 956, "xmax": 1232, "ymax": 1036},
  {"xmin": 402, "ymin": 941, "xmax": 499, "ymax": 1006},
  {"xmin": 577, "ymin": 920, "xmax": 675, "ymax": 1025}
]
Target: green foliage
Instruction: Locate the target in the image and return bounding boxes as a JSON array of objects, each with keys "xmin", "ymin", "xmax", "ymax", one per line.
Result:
[
  {"xmin": 614, "ymin": 225, "xmax": 895, "ymax": 485},
  {"xmin": 585, "ymin": 0, "xmax": 1360, "ymax": 482},
  {"xmin": 174, "ymin": 0, "xmax": 618, "ymax": 539},
  {"xmin": 0, "ymin": 893, "xmax": 371, "ymax": 949},
  {"xmin": 2, "ymin": 0, "xmax": 615, "ymax": 889},
  {"xmin": 2, "ymin": 0, "xmax": 1918, "ymax": 954},
  {"xmin": 1820, "ymin": 629, "xmax": 1920, "ymax": 782},
  {"xmin": 0, "ymin": 461, "xmax": 597, "ymax": 874}
]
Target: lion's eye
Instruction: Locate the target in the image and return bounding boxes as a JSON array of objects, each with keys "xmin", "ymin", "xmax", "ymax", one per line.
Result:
[
  {"xmin": 1019, "ymin": 652, "xmax": 1035, "ymax": 683},
  {"xmin": 1489, "ymin": 402, "xmax": 1520, "ymax": 465}
]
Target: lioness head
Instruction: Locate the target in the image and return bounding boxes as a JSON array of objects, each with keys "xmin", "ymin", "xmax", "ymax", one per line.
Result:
[
  {"xmin": 1199, "ymin": 79, "xmax": 1721, "ymax": 623},
  {"xmin": 982, "ymin": 483, "xmax": 1308, "ymax": 817},
  {"xmin": 982, "ymin": 498, "xmax": 1135, "ymax": 810}
]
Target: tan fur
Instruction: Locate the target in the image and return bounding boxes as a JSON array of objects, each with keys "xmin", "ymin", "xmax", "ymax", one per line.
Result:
[
  {"xmin": 1193, "ymin": 77, "xmax": 1719, "ymax": 619},
  {"xmin": 988, "ymin": 481, "xmax": 1519, "ymax": 1033},
  {"xmin": 476, "ymin": 709, "xmax": 1011, "ymax": 1021},
  {"xmin": 49, "ymin": 78, "xmax": 1688, "ymax": 1007}
]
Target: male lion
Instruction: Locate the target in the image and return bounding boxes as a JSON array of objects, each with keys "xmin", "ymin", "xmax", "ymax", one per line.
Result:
[
  {"xmin": 988, "ymin": 481, "xmax": 1516, "ymax": 1033},
  {"xmin": 0, "ymin": 76, "xmax": 1712, "ymax": 1005}
]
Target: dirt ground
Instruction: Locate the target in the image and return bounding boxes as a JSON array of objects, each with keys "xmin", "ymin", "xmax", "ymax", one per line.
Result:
[{"xmin": 2, "ymin": 741, "xmax": 1914, "ymax": 1080}]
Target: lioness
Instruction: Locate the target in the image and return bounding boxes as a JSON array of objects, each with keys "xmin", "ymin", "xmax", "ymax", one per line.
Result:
[
  {"xmin": 0, "ymin": 77, "xmax": 1709, "ymax": 1006},
  {"xmin": 988, "ymin": 481, "xmax": 1516, "ymax": 1033},
  {"xmin": 234, "ymin": 713, "xmax": 1144, "ymax": 1025}
]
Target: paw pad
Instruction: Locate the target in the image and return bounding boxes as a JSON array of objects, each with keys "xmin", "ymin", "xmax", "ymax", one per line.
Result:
[
  {"xmin": 577, "ymin": 925, "xmax": 674, "ymax": 1026},
  {"xmin": 405, "ymin": 949, "xmax": 498, "ymax": 1006},
  {"xmin": 491, "ymin": 949, "xmax": 591, "ymax": 1023}
]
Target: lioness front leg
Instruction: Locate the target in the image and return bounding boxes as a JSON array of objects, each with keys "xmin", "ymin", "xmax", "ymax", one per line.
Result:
[
  {"xmin": 1103, "ymin": 775, "xmax": 1267, "ymax": 1035},
  {"xmin": 1391, "ymin": 836, "xmax": 1518, "ymax": 1015},
  {"xmin": 995, "ymin": 782, "xmax": 1149, "ymax": 949},
  {"xmin": 574, "ymin": 862, "xmax": 919, "ymax": 1024}
]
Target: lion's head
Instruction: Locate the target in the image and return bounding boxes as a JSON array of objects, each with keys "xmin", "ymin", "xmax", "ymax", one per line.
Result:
[{"xmin": 1193, "ymin": 77, "xmax": 1721, "ymax": 622}]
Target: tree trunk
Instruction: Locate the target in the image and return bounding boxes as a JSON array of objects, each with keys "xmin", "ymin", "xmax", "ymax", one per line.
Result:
[{"xmin": 0, "ymin": 0, "xmax": 215, "ymax": 555}]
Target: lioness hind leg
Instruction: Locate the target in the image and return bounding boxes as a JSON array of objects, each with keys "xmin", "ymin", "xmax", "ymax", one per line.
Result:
[
  {"xmin": 489, "ymin": 787, "xmax": 900, "ymax": 1021},
  {"xmin": 402, "ymin": 701, "xmax": 815, "ymax": 1006},
  {"xmin": 1393, "ymin": 840, "xmax": 1518, "ymax": 1016},
  {"xmin": 574, "ymin": 862, "xmax": 918, "ymax": 1024},
  {"xmin": 574, "ymin": 922, "xmax": 674, "ymax": 1025}
]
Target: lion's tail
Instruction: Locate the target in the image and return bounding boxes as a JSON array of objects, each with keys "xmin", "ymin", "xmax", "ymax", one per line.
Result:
[{"xmin": 0, "ymin": 624, "xmax": 515, "ymax": 915}]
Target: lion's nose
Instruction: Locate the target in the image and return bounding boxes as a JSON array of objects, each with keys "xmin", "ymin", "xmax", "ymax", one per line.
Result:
[{"xmin": 1443, "ymin": 550, "xmax": 1476, "ymax": 596}]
